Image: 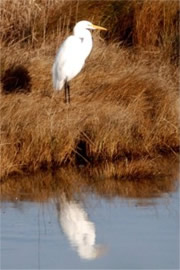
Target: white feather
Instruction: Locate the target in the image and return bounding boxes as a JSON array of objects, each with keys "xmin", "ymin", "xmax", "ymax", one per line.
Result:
[{"xmin": 52, "ymin": 20, "xmax": 106, "ymax": 91}]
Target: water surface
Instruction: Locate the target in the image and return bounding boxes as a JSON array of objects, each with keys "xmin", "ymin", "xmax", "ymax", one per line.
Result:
[{"xmin": 1, "ymin": 171, "xmax": 179, "ymax": 269}]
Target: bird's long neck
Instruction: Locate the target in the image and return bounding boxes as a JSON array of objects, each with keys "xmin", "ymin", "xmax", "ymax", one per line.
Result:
[{"xmin": 74, "ymin": 29, "xmax": 93, "ymax": 60}]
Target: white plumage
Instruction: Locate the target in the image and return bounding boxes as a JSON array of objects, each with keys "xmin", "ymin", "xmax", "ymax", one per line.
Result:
[{"xmin": 52, "ymin": 20, "xmax": 107, "ymax": 103}]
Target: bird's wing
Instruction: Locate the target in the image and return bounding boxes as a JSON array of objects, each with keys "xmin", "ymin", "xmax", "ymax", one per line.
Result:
[
  {"xmin": 56, "ymin": 35, "xmax": 82, "ymax": 67},
  {"xmin": 54, "ymin": 35, "xmax": 85, "ymax": 83}
]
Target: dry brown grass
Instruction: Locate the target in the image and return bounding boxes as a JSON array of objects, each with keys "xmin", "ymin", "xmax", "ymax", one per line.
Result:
[
  {"xmin": 133, "ymin": 0, "xmax": 179, "ymax": 62},
  {"xmin": 1, "ymin": 156, "xmax": 179, "ymax": 202},
  {"xmin": 0, "ymin": 0, "xmax": 179, "ymax": 180}
]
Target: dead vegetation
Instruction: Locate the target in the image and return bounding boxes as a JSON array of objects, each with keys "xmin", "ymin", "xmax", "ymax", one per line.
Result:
[
  {"xmin": 1, "ymin": 155, "xmax": 179, "ymax": 202},
  {"xmin": 0, "ymin": 0, "xmax": 179, "ymax": 180}
]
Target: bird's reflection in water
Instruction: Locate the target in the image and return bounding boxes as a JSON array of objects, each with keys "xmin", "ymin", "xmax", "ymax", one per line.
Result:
[{"xmin": 56, "ymin": 194, "xmax": 106, "ymax": 260}]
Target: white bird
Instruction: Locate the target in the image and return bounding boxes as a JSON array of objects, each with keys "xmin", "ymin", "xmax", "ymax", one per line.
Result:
[{"xmin": 52, "ymin": 20, "xmax": 107, "ymax": 103}]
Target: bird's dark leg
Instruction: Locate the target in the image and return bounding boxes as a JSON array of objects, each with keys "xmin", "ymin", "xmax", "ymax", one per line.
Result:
[
  {"xmin": 64, "ymin": 81, "xmax": 68, "ymax": 104},
  {"xmin": 67, "ymin": 82, "xmax": 70, "ymax": 104},
  {"xmin": 64, "ymin": 80, "xmax": 70, "ymax": 104}
]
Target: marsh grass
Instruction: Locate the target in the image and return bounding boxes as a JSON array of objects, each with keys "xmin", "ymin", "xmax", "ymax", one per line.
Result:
[
  {"xmin": 0, "ymin": 0, "xmax": 179, "ymax": 180},
  {"xmin": 1, "ymin": 156, "xmax": 179, "ymax": 202}
]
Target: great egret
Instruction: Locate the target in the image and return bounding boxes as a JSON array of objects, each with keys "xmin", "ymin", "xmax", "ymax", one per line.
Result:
[{"xmin": 52, "ymin": 20, "xmax": 107, "ymax": 103}]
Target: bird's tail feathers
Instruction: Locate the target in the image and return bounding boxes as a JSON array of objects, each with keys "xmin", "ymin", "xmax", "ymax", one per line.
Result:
[
  {"xmin": 53, "ymin": 79, "xmax": 64, "ymax": 91},
  {"xmin": 52, "ymin": 63, "xmax": 64, "ymax": 91}
]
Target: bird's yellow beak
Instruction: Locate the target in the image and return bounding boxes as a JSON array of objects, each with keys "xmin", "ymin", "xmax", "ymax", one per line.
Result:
[{"xmin": 92, "ymin": 24, "xmax": 107, "ymax": 31}]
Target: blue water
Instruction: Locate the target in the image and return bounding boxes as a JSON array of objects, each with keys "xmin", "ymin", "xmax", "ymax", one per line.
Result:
[{"xmin": 1, "ymin": 189, "xmax": 179, "ymax": 269}]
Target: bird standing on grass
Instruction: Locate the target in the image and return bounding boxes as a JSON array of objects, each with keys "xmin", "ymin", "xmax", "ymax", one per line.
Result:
[{"xmin": 52, "ymin": 20, "xmax": 107, "ymax": 104}]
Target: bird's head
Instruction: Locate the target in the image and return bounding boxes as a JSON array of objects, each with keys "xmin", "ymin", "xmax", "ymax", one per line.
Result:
[{"xmin": 73, "ymin": 20, "xmax": 107, "ymax": 37}]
